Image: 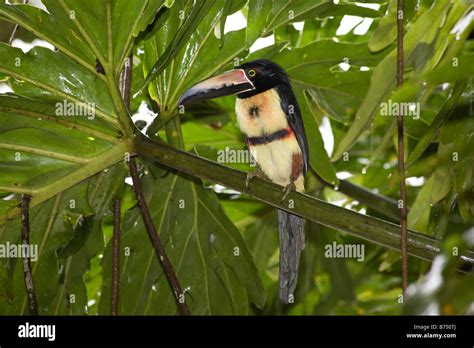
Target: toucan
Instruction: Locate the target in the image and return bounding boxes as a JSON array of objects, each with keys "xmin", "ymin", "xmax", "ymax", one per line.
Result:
[{"xmin": 178, "ymin": 59, "xmax": 308, "ymax": 304}]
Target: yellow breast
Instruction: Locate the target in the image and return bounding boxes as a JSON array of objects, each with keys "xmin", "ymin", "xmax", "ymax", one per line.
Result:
[{"xmin": 235, "ymin": 88, "xmax": 289, "ymax": 137}]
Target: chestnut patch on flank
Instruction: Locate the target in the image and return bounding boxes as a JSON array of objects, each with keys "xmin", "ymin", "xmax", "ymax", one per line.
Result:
[{"xmin": 291, "ymin": 153, "xmax": 304, "ymax": 181}]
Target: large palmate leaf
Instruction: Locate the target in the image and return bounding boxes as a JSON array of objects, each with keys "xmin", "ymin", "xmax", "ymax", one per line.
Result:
[
  {"xmin": 98, "ymin": 164, "xmax": 265, "ymax": 314},
  {"xmin": 0, "ymin": 0, "xmax": 166, "ymax": 75},
  {"xmin": 0, "ymin": 91, "xmax": 130, "ymax": 223},
  {"xmin": 0, "ymin": 0, "xmax": 151, "ymax": 222},
  {"xmin": 0, "ymin": 165, "xmax": 125, "ymax": 314},
  {"xmin": 0, "ymin": 0, "xmax": 142, "ymax": 314}
]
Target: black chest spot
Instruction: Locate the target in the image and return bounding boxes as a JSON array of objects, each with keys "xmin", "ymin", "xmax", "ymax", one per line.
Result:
[{"xmin": 249, "ymin": 106, "xmax": 259, "ymax": 118}]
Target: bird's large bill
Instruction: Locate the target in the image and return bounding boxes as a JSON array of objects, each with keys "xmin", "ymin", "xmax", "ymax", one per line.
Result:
[{"xmin": 178, "ymin": 69, "xmax": 255, "ymax": 105}]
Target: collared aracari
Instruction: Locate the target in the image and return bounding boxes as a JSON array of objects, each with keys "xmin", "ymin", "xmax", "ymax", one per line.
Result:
[{"xmin": 178, "ymin": 59, "xmax": 309, "ymax": 304}]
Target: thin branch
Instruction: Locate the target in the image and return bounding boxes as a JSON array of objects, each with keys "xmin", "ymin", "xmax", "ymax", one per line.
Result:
[
  {"xmin": 397, "ymin": 0, "xmax": 409, "ymax": 294},
  {"xmin": 128, "ymin": 157, "xmax": 191, "ymax": 315},
  {"xmin": 329, "ymin": 180, "xmax": 401, "ymax": 221},
  {"xmin": 21, "ymin": 194, "xmax": 38, "ymax": 315},
  {"xmin": 134, "ymin": 133, "xmax": 474, "ymax": 273},
  {"xmin": 111, "ymin": 197, "xmax": 121, "ymax": 316},
  {"xmin": 119, "ymin": 54, "xmax": 190, "ymax": 315},
  {"xmin": 8, "ymin": 0, "xmax": 28, "ymax": 45}
]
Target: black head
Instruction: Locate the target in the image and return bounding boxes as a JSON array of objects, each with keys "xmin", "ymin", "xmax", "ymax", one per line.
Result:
[
  {"xmin": 178, "ymin": 59, "xmax": 290, "ymax": 105},
  {"xmin": 236, "ymin": 59, "xmax": 290, "ymax": 98}
]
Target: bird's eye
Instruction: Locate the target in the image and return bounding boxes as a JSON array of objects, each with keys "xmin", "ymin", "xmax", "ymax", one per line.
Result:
[{"xmin": 248, "ymin": 69, "xmax": 256, "ymax": 77}]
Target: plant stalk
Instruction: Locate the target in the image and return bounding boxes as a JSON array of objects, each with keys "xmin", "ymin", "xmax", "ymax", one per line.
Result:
[
  {"xmin": 397, "ymin": 0, "xmax": 409, "ymax": 294},
  {"xmin": 21, "ymin": 194, "xmax": 38, "ymax": 315},
  {"xmin": 128, "ymin": 157, "xmax": 191, "ymax": 315}
]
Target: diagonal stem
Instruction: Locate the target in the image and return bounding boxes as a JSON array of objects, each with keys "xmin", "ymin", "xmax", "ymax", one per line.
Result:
[
  {"xmin": 21, "ymin": 194, "xmax": 38, "ymax": 315},
  {"xmin": 120, "ymin": 53, "xmax": 190, "ymax": 315},
  {"xmin": 8, "ymin": 0, "xmax": 28, "ymax": 44},
  {"xmin": 397, "ymin": 0, "xmax": 409, "ymax": 294},
  {"xmin": 128, "ymin": 157, "xmax": 191, "ymax": 315}
]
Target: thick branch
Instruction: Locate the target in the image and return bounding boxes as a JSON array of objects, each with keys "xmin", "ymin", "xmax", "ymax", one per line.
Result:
[
  {"xmin": 128, "ymin": 157, "xmax": 191, "ymax": 315},
  {"xmin": 111, "ymin": 197, "xmax": 121, "ymax": 316},
  {"xmin": 21, "ymin": 194, "xmax": 38, "ymax": 315},
  {"xmin": 134, "ymin": 133, "xmax": 474, "ymax": 273},
  {"xmin": 397, "ymin": 0, "xmax": 409, "ymax": 293}
]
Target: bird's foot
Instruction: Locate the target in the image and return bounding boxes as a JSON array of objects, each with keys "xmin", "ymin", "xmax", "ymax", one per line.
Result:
[
  {"xmin": 245, "ymin": 170, "xmax": 264, "ymax": 190},
  {"xmin": 281, "ymin": 182, "xmax": 296, "ymax": 202}
]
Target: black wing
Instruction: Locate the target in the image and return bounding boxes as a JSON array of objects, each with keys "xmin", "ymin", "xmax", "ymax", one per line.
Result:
[{"xmin": 276, "ymin": 84, "xmax": 309, "ymax": 174}]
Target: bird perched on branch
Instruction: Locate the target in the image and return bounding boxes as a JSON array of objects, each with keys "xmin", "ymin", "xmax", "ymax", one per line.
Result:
[{"xmin": 178, "ymin": 59, "xmax": 308, "ymax": 304}]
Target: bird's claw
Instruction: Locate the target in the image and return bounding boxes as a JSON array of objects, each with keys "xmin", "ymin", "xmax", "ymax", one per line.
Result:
[
  {"xmin": 281, "ymin": 182, "xmax": 296, "ymax": 202},
  {"xmin": 245, "ymin": 171, "xmax": 261, "ymax": 190}
]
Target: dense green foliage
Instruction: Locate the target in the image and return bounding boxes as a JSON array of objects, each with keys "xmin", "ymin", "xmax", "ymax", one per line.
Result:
[{"xmin": 0, "ymin": 0, "xmax": 472, "ymax": 315}]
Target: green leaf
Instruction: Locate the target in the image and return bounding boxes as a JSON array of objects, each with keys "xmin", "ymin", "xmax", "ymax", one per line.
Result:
[
  {"xmin": 143, "ymin": 2, "xmax": 248, "ymax": 123},
  {"xmin": 0, "ymin": 44, "xmax": 117, "ymax": 123},
  {"xmin": 1, "ymin": 0, "xmax": 163, "ymax": 75},
  {"xmin": 408, "ymin": 175, "xmax": 433, "ymax": 233},
  {"xmin": 273, "ymin": 40, "xmax": 384, "ymax": 123},
  {"xmin": 0, "ymin": 93, "xmax": 130, "ymax": 224},
  {"xmin": 140, "ymin": 0, "xmax": 216, "ymax": 92},
  {"xmin": 132, "ymin": 0, "xmax": 167, "ymax": 37},
  {"xmin": 219, "ymin": 0, "xmax": 233, "ymax": 48},
  {"xmin": 98, "ymin": 164, "xmax": 265, "ymax": 314},
  {"xmin": 368, "ymin": 0, "xmax": 396, "ymax": 52},
  {"xmin": 332, "ymin": 1, "xmax": 456, "ymax": 160},
  {"xmin": 0, "ymin": 1, "xmax": 96, "ymax": 71},
  {"xmin": 246, "ymin": 0, "xmax": 273, "ymax": 46},
  {"xmin": 0, "ymin": 161, "xmax": 125, "ymax": 315},
  {"xmin": 299, "ymin": 89, "xmax": 338, "ymax": 185}
]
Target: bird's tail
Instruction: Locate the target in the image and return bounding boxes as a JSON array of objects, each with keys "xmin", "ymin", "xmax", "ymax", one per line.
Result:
[{"xmin": 278, "ymin": 209, "xmax": 305, "ymax": 304}]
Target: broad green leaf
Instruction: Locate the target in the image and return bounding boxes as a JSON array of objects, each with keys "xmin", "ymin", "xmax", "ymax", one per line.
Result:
[
  {"xmin": 0, "ymin": 1, "xmax": 96, "ymax": 71},
  {"xmin": 368, "ymin": 0, "xmax": 422, "ymax": 52},
  {"xmin": 407, "ymin": 82, "xmax": 467, "ymax": 166},
  {"xmin": 1, "ymin": 0, "xmax": 164, "ymax": 75},
  {"xmin": 143, "ymin": 3, "xmax": 249, "ymax": 126},
  {"xmin": 0, "ymin": 91, "xmax": 130, "ymax": 224},
  {"xmin": 98, "ymin": 164, "xmax": 265, "ymax": 315},
  {"xmin": 0, "ymin": 44, "xmax": 117, "ymax": 124},
  {"xmin": 273, "ymin": 40, "xmax": 384, "ymax": 123},
  {"xmin": 140, "ymin": 0, "xmax": 217, "ymax": 92},
  {"xmin": 246, "ymin": 0, "xmax": 273, "ymax": 46},
  {"xmin": 133, "ymin": 0, "xmax": 167, "ymax": 37},
  {"xmin": 0, "ymin": 178, "xmax": 115, "ymax": 314}
]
